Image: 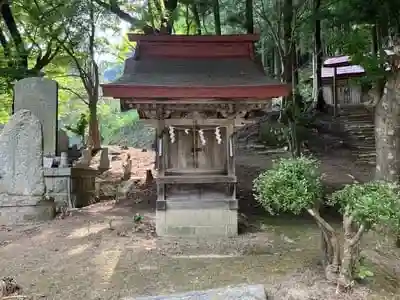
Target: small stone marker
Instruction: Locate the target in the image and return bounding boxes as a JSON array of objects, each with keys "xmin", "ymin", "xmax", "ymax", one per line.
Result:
[
  {"xmin": 13, "ymin": 77, "xmax": 58, "ymax": 157},
  {"xmin": 123, "ymin": 284, "xmax": 267, "ymax": 300},
  {"xmin": 74, "ymin": 149, "xmax": 92, "ymax": 168},
  {"xmin": 57, "ymin": 129, "xmax": 69, "ymax": 155},
  {"xmin": 99, "ymin": 148, "xmax": 110, "ymax": 169}
]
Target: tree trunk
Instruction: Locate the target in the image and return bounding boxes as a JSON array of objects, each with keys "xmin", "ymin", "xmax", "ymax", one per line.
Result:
[
  {"xmin": 375, "ymin": 75, "xmax": 400, "ymax": 182},
  {"xmin": 185, "ymin": 5, "xmax": 191, "ymax": 34},
  {"xmin": 147, "ymin": 0, "xmax": 157, "ymax": 29},
  {"xmin": 163, "ymin": 0, "xmax": 178, "ymax": 33},
  {"xmin": 338, "ymin": 238, "xmax": 356, "ymax": 290},
  {"xmin": 307, "ymin": 208, "xmax": 340, "ymax": 282},
  {"xmin": 282, "ymin": 0, "xmax": 300, "ymax": 157},
  {"xmin": 338, "ymin": 215, "xmax": 364, "ymax": 291},
  {"xmin": 88, "ymin": 100, "xmax": 101, "ymax": 150},
  {"xmin": 212, "ymin": 0, "xmax": 221, "ymax": 35},
  {"xmin": 245, "ymin": 0, "xmax": 254, "ymax": 34},
  {"xmin": 375, "ymin": 71, "xmax": 400, "ymax": 247},
  {"xmin": 313, "ymin": 0, "xmax": 325, "ymax": 111},
  {"xmin": 274, "ymin": 47, "xmax": 282, "ymax": 79},
  {"xmin": 293, "ymin": 47, "xmax": 299, "ymax": 85},
  {"xmin": 191, "ymin": 4, "xmax": 201, "ymax": 35}
]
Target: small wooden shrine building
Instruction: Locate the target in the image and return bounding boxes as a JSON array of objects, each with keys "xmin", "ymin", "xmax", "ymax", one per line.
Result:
[
  {"xmin": 102, "ymin": 34, "xmax": 290, "ymax": 237},
  {"xmin": 322, "ymin": 56, "xmax": 366, "ymax": 115}
]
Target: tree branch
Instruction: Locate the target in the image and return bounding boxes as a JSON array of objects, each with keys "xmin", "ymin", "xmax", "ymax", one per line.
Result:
[
  {"xmin": 59, "ymin": 86, "xmax": 88, "ymax": 105},
  {"xmin": 307, "ymin": 208, "xmax": 337, "ymax": 235},
  {"xmin": 0, "ymin": 2, "xmax": 28, "ymax": 69},
  {"xmin": 350, "ymin": 224, "xmax": 365, "ymax": 247},
  {"xmin": 93, "ymin": 0, "xmax": 139, "ymax": 26},
  {"xmin": 0, "ymin": 26, "xmax": 10, "ymax": 58},
  {"xmin": 58, "ymin": 32, "xmax": 92, "ymax": 95},
  {"xmin": 308, "ymin": 207, "xmax": 341, "ymax": 268},
  {"xmin": 257, "ymin": 11, "xmax": 284, "ymax": 66}
]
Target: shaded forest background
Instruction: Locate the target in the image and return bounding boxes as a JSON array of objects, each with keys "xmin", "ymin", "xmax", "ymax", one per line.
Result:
[{"xmin": 0, "ymin": 0, "xmax": 400, "ymax": 149}]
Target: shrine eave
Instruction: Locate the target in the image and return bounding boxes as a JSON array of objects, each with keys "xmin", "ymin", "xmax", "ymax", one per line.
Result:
[
  {"xmin": 323, "ymin": 56, "xmax": 351, "ymax": 68},
  {"xmin": 127, "ymin": 34, "xmax": 260, "ymax": 43},
  {"xmin": 101, "ymin": 83, "xmax": 290, "ymax": 100}
]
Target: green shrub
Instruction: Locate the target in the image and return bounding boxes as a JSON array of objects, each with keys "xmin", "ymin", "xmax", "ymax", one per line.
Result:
[
  {"xmin": 253, "ymin": 156, "xmax": 323, "ymax": 215},
  {"xmin": 258, "ymin": 121, "xmax": 287, "ymax": 147},
  {"xmin": 330, "ymin": 181, "xmax": 400, "ymax": 231},
  {"xmin": 253, "ymin": 157, "xmax": 400, "ymax": 288}
]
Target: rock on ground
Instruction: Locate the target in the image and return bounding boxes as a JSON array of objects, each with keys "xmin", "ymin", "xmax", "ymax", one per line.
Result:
[{"xmin": 126, "ymin": 284, "xmax": 266, "ymax": 300}]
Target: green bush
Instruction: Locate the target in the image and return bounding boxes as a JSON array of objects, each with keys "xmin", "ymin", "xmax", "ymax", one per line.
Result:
[
  {"xmin": 258, "ymin": 121, "xmax": 287, "ymax": 147},
  {"xmin": 330, "ymin": 181, "xmax": 400, "ymax": 231},
  {"xmin": 253, "ymin": 157, "xmax": 400, "ymax": 288},
  {"xmin": 253, "ymin": 156, "xmax": 323, "ymax": 215}
]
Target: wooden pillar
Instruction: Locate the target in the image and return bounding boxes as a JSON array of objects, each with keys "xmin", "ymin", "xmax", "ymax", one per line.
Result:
[
  {"xmin": 226, "ymin": 119, "xmax": 237, "ymax": 209},
  {"xmin": 333, "ymin": 67, "xmax": 338, "ymax": 116},
  {"xmin": 156, "ymin": 114, "xmax": 166, "ymax": 210}
]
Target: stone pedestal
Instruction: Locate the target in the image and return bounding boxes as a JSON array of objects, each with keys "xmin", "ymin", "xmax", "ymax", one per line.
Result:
[
  {"xmin": 156, "ymin": 208, "xmax": 238, "ymax": 237},
  {"xmin": 44, "ymin": 168, "xmax": 72, "ymax": 211},
  {"xmin": 0, "ymin": 196, "xmax": 55, "ymax": 225},
  {"xmin": 44, "ymin": 167, "xmax": 103, "ymax": 210}
]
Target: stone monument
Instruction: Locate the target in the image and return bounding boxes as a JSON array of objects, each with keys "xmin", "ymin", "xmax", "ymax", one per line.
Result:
[
  {"xmin": 13, "ymin": 77, "xmax": 58, "ymax": 157},
  {"xmin": 0, "ymin": 109, "xmax": 55, "ymax": 224}
]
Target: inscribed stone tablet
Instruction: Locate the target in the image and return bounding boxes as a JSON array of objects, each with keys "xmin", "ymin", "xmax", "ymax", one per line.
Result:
[{"xmin": 14, "ymin": 77, "xmax": 58, "ymax": 156}]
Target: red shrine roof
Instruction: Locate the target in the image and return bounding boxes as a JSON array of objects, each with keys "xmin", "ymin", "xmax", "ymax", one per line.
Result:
[{"xmin": 101, "ymin": 34, "xmax": 290, "ymax": 100}]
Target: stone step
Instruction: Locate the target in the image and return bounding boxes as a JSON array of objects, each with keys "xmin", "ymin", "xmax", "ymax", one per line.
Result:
[
  {"xmin": 339, "ymin": 113, "xmax": 373, "ymax": 118},
  {"xmin": 343, "ymin": 120, "xmax": 374, "ymax": 124},
  {"xmin": 353, "ymin": 139, "xmax": 375, "ymax": 144},
  {"xmin": 340, "ymin": 121, "xmax": 374, "ymax": 126},
  {"xmin": 338, "ymin": 114, "xmax": 374, "ymax": 120},
  {"xmin": 353, "ymin": 143, "xmax": 375, "ymax": 147},
  {"xmin": 345, "ymin": 131, "xmax": 375, "ymax": 140},
  {"xmin": 351, "ymin": 136, "xmax": 375, "ymax": 145},
  {"xmin": 340, "ymin": 111, "xmax": 373, "ymax": 115},
  {"xmin": 349, "ymin": 135, "xmax": 374, "ymax": 141},
  {"xmin": 356, "ymin": 154, "xmax": 376, "ymax": 158},
  {"xmin": 351, "ymin": 137, "xmax": 375, "ymax": 141},
  {"xmin": 356, "ymin": 160, "xmax": 375, "ymax": 165},
  {"xmin": 347, "ymin": 129, "xmax": 374, "ymax": 134},
  {"xmin": 356, "ymin": 156, "xmax": 375, "ymax": 160},
  {"xmin": 344, "ymin": 124, "xmax": 374, "ymax": 129},
  {"xmin": 354, "ymin": 147, "xmax": 376, "ymax": 152},
  {"xmin": 339, "ymin": 118, "xmax": 374, "ymax": 124}
]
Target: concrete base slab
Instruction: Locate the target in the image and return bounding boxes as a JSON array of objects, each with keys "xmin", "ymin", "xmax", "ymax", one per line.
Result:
[
  {"xmin": 123, "ymin": 284, "xmax": 266, "ymax": 300},
  {"xmin": 156, "ymin": 208, "xmax": 238, "ymax": 237}
]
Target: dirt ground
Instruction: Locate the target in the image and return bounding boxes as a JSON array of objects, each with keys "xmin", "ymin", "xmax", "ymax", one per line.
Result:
[{"xmin": 1, "ymin": 147, "xmax": 399, "ymax": 300}]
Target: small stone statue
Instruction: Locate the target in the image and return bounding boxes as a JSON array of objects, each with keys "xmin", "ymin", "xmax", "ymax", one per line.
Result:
[
  {"xmin": 73, "ymin": 149, "xmax": 92, "ymax": 168},
  {"xmin": 59, "ymin": 152, "xmax": 69, "ymax": 167}
]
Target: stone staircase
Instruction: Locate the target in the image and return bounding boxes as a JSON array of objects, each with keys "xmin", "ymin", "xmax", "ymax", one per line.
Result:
[{"xmin": 336, "ymin": 105, "xmax": 375, "ymax": 165}]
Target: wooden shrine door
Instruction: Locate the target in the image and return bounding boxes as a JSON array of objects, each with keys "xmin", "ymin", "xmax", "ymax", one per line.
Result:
[
  {"xmin": 166, "ymin": 122, "xmax": 230, "ymax": 201},
  {"xmin": 195, "ymin": 126, "xmax": 226, "ymax": 173},
  {"xmin": 166, "ymin": 124, "xmax": 227, "ymax": 174}
]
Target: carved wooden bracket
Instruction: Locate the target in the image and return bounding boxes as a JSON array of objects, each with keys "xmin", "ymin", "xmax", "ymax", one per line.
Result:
[{"xmin": 120, "ymin": 100, "xmax": 268, "ymax": 120}]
